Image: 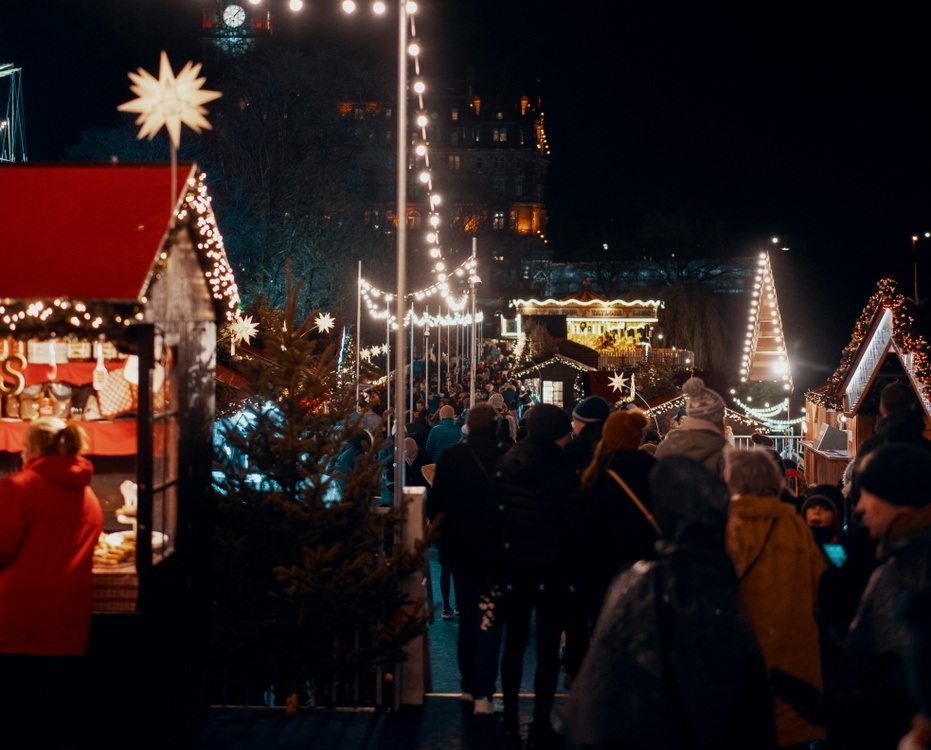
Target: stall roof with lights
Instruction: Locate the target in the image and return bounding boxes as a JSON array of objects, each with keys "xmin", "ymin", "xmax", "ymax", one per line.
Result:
[
  {"xmin": 0, "ymin": 162, "xmax": 240, "ymax": 337},
  {"xmin": 805, "ymin": 277, "xmax": 931, "ymax": 418}
]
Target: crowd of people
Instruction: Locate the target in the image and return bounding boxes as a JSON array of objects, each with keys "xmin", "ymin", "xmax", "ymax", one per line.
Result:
[
  {"xmin": 421, "ymin": 369, "xmax": 931, "ymax": 750},
  {"xmin": 4, "ymin": 333, "xmax": 931, "ymax": 750}
]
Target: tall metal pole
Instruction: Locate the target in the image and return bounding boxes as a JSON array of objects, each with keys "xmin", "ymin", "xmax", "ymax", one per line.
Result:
[
  {"xmin": 385, "ymin": 297, "xmax": 391, "ymax": 428},
  {"xmin": 393, "ymin": 0, "xmax": 408, "ymax": 509},
  {"xmin": 409, "ymin": 299, "xmax": 414, "ymax": 411},
  {"xmin": 356, "ymin": 260, "xmax": 362, "ymax": 408},
  {"xmin": 470, "ymin": 237, "xmax": 478, "ymax": 409},
  {"xmin": 424, "ymin": 306, "xmax": 429, "ymax": 408}
]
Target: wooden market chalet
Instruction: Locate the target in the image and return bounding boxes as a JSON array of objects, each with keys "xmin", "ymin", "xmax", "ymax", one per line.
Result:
[
  {"xmin": 804, "ymin": 277, "xmax": 931, "ymax": 486},
  {"xmin": 0, "ymin": 161, "xmax": 240, "ymax": 737}
]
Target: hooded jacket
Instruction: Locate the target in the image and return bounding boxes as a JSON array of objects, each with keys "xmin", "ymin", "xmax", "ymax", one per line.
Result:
[
  {"xmin": 562, "ymin": 456, "xmax": 777, "ymax": 750},
  {"xmin": 653, "ymin": 417, "xmax": 730, "ymax": 476},
  {"xmin": 0, "ymin": 454, "xmax": 104, "ymax": 655}
]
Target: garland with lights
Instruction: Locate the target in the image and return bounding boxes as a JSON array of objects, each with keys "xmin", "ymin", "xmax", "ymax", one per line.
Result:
[{"xmin": 804, "ymin": 277, "xmax": 926, "ymax": 410}]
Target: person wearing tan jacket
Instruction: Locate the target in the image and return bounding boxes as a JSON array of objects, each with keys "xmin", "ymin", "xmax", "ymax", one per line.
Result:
[{"xmin": 724, "ymin": 448, "xmax": 826, "ymax": 750}]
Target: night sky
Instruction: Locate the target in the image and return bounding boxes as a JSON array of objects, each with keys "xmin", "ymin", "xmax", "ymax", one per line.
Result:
[{"xmin": 3, "ymin": 0, "xmax": 929, "ymax": 392}]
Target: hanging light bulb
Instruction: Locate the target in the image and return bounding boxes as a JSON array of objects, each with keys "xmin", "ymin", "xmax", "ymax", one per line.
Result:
[{"xmin": 342, "ymin": 0, "xmax": 356, "ymax": 11}]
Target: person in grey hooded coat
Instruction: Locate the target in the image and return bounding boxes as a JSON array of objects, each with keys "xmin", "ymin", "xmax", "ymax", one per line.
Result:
[{"xmin": 561, "ymin": 456, "xmax": 778, "ymax": 750}]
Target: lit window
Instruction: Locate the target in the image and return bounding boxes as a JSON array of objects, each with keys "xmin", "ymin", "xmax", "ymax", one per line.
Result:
[
  {"xmin": 448, "ymin": 155, "xmax": 460, "ymax": 170},
  {"xmin": 451, "ymin": 108, "xmax": 458, "ymax": 121},
  {"xmin": 542, "ymin": 380, "xmax": 563, "ymax": 407},
  {"xmin": 493, "ymin": 211, "xmax": 505, "ymax": 229}
]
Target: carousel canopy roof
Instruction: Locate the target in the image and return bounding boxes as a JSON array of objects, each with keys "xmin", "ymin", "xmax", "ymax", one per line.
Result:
[{"xmin": 0, "ymin": 162, "xmax": 194, "ymax": 301}]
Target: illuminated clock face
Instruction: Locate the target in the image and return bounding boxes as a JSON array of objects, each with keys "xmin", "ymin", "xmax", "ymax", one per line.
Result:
[{"xmin": 223, "ymin": 4, "xmax": 247, "ymax": 27}]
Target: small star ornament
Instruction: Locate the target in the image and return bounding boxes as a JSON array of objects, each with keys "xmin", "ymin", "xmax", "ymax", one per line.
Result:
[
  {"xmin": 609, "ymin": 371, "xmax": 629, "ymax": 394},
  {"xmin": 314, "ymin": 312, "xmax": 335, "ymax": 334},
  {"xmin": 117, "ymin": 51, "xmax": 222, "ymax": 150}
]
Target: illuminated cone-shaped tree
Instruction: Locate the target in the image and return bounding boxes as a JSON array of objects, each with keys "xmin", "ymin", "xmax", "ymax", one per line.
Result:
[{"xmin": 210, "ymin": 271, "xmax": 431, "ymax": 708}]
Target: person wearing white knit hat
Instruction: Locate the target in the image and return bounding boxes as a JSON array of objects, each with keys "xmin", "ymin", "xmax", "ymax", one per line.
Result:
[{"xmin": 654, "ymin": 376, "xmax": 731, "ymax": 476}]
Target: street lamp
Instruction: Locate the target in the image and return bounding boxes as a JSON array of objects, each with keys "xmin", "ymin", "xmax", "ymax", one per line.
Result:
[{"xmin": 392, "ymin": 0, "xmax": 409, "ymax": 510}]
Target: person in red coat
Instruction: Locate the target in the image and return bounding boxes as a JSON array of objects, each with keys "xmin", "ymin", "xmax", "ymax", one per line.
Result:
[{"xmin": 0, "ymin": 416, "xmax": 104, "ymax": 745}]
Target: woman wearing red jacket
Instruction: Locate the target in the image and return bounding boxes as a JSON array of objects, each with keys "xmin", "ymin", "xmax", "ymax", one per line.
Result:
[{"xmin": 0, "ymin": 416, "xmax": 104, "ymax": 745}]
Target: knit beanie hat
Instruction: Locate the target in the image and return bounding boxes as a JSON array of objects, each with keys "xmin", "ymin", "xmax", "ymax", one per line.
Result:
[
  {"xmin": 681, "ymin": 376, "xmax": 726, "ymax": 424},
  {"xmin": 599, "ymin": 409, "xmax": 648, "ymax": 453},
  {"xmin": 526, "ymin": 403, "xmax": 572, "ymax": 442},
  {"xmin": 572, "ymin": 395, "xmax": 611, "ymax": 424},
  {"xmin": 858, "ymin": 443, "xmax": 931, "ymax": 507},
  {"xmin": 800, "ymin": 493, "xmax": 839, "ymax": 520}
]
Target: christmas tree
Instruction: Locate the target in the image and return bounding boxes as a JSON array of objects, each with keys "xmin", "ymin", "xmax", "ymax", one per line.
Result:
[{"xmin": 210, "ymin": 274, "xmax": 432, "ymax": 709}]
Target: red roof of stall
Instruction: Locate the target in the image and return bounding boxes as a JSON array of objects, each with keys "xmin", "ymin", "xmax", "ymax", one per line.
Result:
[{"xmin": 0, "ymin": 162, "xmax": 195, "ymax": 301}]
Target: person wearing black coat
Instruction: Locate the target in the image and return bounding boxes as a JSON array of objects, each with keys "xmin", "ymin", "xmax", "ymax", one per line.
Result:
[
  {"xmin": 563, "ymin": 409, "xmax": 659, "ymax": 682},
  {"xmin": 425, "ymin": 404, "xmax": 509, "ymax": 715},
  {"xmin": 495, "ymin": 404, "xmax": 579, "ymax": 749},
  {"xmin": 561, "ymin": 456, "xmax": 778, "ymax": 750}
]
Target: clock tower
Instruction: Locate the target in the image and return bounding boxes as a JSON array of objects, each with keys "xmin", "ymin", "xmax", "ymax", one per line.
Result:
[{"xmin": 202, "ymin": 2, "xmax": 273, "ymax": 58}]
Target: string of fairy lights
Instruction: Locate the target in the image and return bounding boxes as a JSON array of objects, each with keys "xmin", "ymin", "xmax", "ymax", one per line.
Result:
[
  {"xmin": 740, "ymin": 251, "xmax": 792, "ymax": 391},
  {"xmin": 340, "ymin": 0, "xmax": 479, "ymax": 331}
]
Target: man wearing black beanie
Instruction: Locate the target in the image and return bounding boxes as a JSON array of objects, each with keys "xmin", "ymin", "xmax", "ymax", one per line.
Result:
[{"xmin": 826, "ymin": 443, "xmax": 931, "ymax": 750}]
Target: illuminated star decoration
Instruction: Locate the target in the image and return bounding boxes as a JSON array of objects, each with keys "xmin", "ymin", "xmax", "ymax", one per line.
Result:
[
  {"xmin": 229, "ymin": 313, "xmax": 258, "ymax": 355},
  {"xmin": 608, "ymin": 371, "xmax": 629, "ymax": 394},
  {"xmin": 314, "ymin": 312, "xmax": 335, "ymax": 334},
  {"xmin": 117, "ymin": 51, "xmax": 222, "ymax": 150}
]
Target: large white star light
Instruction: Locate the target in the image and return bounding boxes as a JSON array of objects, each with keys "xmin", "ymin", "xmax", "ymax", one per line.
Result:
[
  {"xmin": 117, "ymin": 51, "xmax": 222, "ymax": 150},
  {"xmin": 608, "ymin": 371, "xmax": 629, "ymax": 394},
  {"xmin": 314, "ymin": 312, "xmax": 335, "ymax": 334},
  {"xmin": 228, "ymin": 313, "xmax": 259, "ymax": 355}
]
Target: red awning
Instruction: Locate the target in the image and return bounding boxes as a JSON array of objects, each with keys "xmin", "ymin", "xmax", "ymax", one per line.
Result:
[{"xmin": 0, "ymin": 162, "xmax": 196, "ymax": 301}]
